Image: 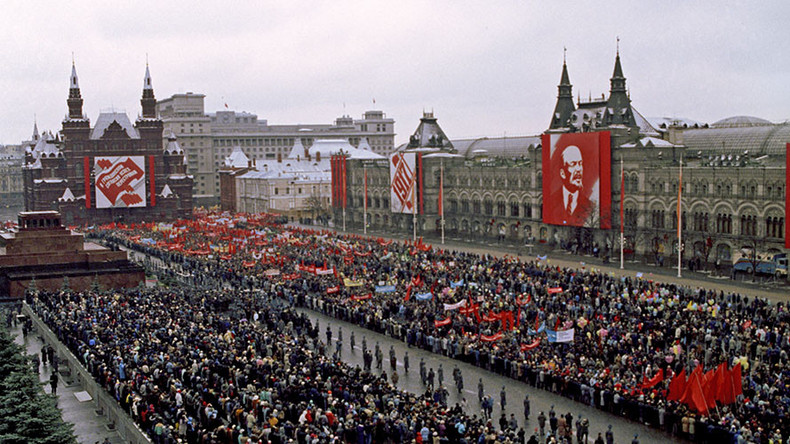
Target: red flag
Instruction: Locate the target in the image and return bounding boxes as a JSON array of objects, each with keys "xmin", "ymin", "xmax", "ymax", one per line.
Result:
[
  {"xmin": 705, "ymin": 363, "xmax": 726, "ymax": 407},
  {"xmin": 666, "ymin": 368, "xmax": 687, "ymax": 401},
  {"xmin": 680, "ymin": 365, "xmax": 708, "ymax": 415},
  {"xmin": 404, "ymin": 285, "xmax": 412, "ymax": 302},
  {"xmin": 438, "ymin": 164, "xmax": 444, "ymax": 217},
  {"xmin": 642, "ymin": 369, "xmax": 664, "ymax": 389},
  {"xmin": 620, "ymin": 157, "xmax": 624, "ymax": 234},
  {"xmin": 731, "ymin": 362, "xmax": 743, "ymax": 399},
  {"xmin": 364, "ymin": 168, "xmax": 368, "ymax": 210}
]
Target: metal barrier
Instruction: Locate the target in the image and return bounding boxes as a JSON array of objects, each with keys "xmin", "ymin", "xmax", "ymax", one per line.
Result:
[{"xmin": 23, "ymin": 302, "xmax": 152, "ymax": 444}]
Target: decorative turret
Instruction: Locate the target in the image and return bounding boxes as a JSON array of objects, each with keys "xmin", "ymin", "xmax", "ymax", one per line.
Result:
[
  {"xmin": 141, "ymin": 64, "xmax": 157, "ymax": 118},
  {"xmin": 406, "ymin": 111, "xmax": 454, "ymax": 151},
  {"xmin": 163, "ymin": 132, "xmax": 187, "ymax": 177},
  {"xmin": 605, "ymin": 41, "xmax": 636, "ymax": 130},
  {"xmin": 548, "ymin": 50, "xmax": 576, "ymax": 130},
  {"xmin": 67, "ymin": 62, "xmax": 84, "ymax": 120},
  {"xmin": 135, "ymin": 62, "xmax": 163, "ymax": 143}
]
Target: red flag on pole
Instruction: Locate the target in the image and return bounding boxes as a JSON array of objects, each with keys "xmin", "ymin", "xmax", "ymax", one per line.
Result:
[
  {"xmin": 620, "ymin": 157, "xmax": 624, "ymax": 234},
  {"xmin": 666, "ymin": 368, "xmax": 687, "ymax": 401},
  {"xmin": 641, "ymin": 369, "xmax": 664, "ymax": 389},
  {"xmin": 731, "ymin": 362, "xmax": 743, "ymax": 399},
  {"xmin": 438, "ymin": 164, "xmax": 444, "ymax": 217},
  {"xmin": 704, "ymin": 363, "xmax": 724, "ymax": 407}
]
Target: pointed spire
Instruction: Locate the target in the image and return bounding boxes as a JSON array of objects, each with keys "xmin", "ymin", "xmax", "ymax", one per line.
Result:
[
  {"xmin": 140, "ymin": 62, "xmax": 157, "ymax": 118},
  {"xmin": 610, "ymin": 38, "xmax": 626, "ymax": 94},
  {"xmin": 67, "ymin": 61, "xmax": 84, "ymax": 120},
  {"xmin": 32, "ymin": 116, "xmax": 39, "ymax": 141},
  {"xmin": 143, "ymin": 64, "xmax": 153, "ymax": 90},
  {"xmin": 560, "ymin": 57, "xmax": 571, "ymax": 88},
  {"xmin": 70, "ymin": 61, "xmax": 79, "ymax": 89},
  {"xmin": 548, "ymin": 50, "xmax": 576, "ymax": 130}
]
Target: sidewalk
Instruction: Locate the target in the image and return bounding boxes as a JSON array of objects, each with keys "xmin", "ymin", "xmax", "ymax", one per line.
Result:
[{"xmin": 11, "ymin": 320, "xmax": 123, "ymax": 444}]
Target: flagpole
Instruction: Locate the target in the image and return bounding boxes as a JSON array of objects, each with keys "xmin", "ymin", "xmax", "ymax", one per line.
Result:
[
  {"xmin": 412, "ymin": 162, "xmax": 417, "ymax": 242},
  {"xmin": 440, "ymin": 159, "xmax": 445, "ymax": 245},
  {"xmin": 678, "ymin": 154, "xmax": 683, "ymax": 278},
  {"xmin": 363, "ymin": 165, "xmax": 367, "ymax": 235},
  {"xmin": 620, "ymin": 156, "xmax": 624, "ymax": 270}
]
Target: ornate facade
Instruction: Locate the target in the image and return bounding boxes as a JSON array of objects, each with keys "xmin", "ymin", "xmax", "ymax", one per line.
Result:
[
  {"xmin": 22, "ymin": 63, "xmax": 193, "ymax": 225},
  {"xmin": 337, "ymin": 52, "xmax": 787, "ymax": 269}
]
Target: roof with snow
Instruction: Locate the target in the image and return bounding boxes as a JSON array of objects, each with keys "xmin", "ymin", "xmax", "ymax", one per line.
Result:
[
  {"xmin": 225, "ymin": 146, "xmax": 250, "ymax": 168},
  {"xmin": 160, "ymin": 184, "xmax": 174, "ymax": 198},
  {"xmin": 682, "ymin": 121, "xmax": 790, "ymax": 156},
  {"xmin": 449, "ymin": 135, "xmax": 541, "ymax": 159},
  {"xmin": 620, "ymin": 136, "xmax": 680, "ymax": 148},
  {"xmin": 288, "ymin": 139, "xmax": 384, "ymax": 161},
  {"xmin": 164, "ymin": 134, "xmax": 184, "ymax": 155},
  {"xmin": 90, "ymin": 112, "xmax": 140, "ymax": 139},
  {"xmin": 711, "ymin": 115, "xmax": 772, "ymax": 128},
  {"xmin": 647, "ymin": 117, "xmax": 706, "ymax": 130},
  {"xmin": 58, "ymin": 188, "xmax": 75, "ymax": 202}
]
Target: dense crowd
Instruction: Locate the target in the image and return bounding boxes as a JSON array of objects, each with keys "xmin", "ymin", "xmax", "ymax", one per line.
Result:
[
  {"xmin": 31, "ymin": 287, "xmax": 529, "ymax": 444},
  {"xmin": 79, "ymin": 213, "xmax": 789, "ymax": 443}
]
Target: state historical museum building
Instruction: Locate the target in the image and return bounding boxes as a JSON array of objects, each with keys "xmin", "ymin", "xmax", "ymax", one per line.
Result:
[{"xmin": 22, "ymin": 63, "xmax": 193, "ymax": 225}]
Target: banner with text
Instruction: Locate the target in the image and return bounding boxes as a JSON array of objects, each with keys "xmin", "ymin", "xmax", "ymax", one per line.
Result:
[
  {"xmin": 94, "ymin": 156, "xmax": 147, "ymax": 208},
  {"xmin": 390, "ymin": 152, "xmax": 417, "ymax": 214}
]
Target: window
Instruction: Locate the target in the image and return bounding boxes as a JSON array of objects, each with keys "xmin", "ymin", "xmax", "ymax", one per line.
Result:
[
  {"xmin": 450, "ymin": 199, "xmax": 458, "ymax": 213},
  {"xmin": 510, "ymin": 202, "xmax": 519, "ymax": 217},
  {"xmin": 716, "ymin": 213, "xmax": 732, "ymax": 234},
  {"xmin": 473, "ymin": 200, "xmax": 481, "ymax": 214},
  {"xmin": 693, "ymin": 212, "xmax": 709, "ymax": 232},
  {"xmin": 523, "ymin": 203, "xmax": 532, "ymax": 219},
  {"xmin": 740, "ymin": 215, "xmax": 757, "ymax": 236},
  {"xmin": 651, "ymin": 210, "xmax": 665, "ymax": 229},
  {"xmin": 462, "ymin": 199, "xmax": 470, "ymax": 213},
  {"xmin": 766, "ymin": 216, "xmax": 784, "ymax": 239},
  {"xmin": 484, "ymin": 200, "xmax": 493, "ymax": 215}
]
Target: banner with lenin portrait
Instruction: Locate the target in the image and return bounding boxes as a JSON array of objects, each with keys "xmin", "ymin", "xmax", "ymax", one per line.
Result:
[{"xmin": 542, "ymin": 132, "xmax": 611, "ymax": 228}]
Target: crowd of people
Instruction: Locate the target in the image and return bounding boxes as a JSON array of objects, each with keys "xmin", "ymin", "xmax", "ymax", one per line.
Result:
[
  {"xmin": 66, "ymin": 212, "xmax": 789, "ymax": 443},
  {"xmin": 29, "ymin": 285, "xmax": 543, "ymax": 444}
]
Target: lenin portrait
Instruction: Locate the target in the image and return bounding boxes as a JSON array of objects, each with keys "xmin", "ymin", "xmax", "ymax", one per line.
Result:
[{"xmin": 542, "ymin": 132, "xmax": 611, "ymax": 228}]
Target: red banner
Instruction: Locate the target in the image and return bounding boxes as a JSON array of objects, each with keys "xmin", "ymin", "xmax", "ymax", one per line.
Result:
[
  {"xmin": 326, "ymin": 286, "xmax": 340, "ymax": 294},
  {"xmin": 351, "ymin": 293, "xmax": 372, "ymax": 301},
  {"xmin": 480, "ymin": 332, "xmax": 504, "ymax": 342},
  {"xmin": 149, "ymin": 155, "xmax": 156, "ymax": 207},
  {"xmin": 548, "ymin": 287, "xmax": 563, "ymax": 294},
  {"xmin": 83, "ymin": 156, "xmax": 91, "ymax": 209},
  {"xmin": 520, "ymin": 339, "xmax": 541, "ymax": 351},
  {"xmin": 434, "ymin": 317, "xmax": 452, "ymax": 328},
  {"xmin": 542, "ymin": 132, "xmax": 611, "ymax": 228},
  {"xmin": 418, "ymin": 152, "xmax": 424, "ymax": 214}
]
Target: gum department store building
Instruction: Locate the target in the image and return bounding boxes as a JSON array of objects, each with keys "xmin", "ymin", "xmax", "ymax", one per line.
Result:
[{"xmin": 337, "ymin": 51, "xmax": 787, "ymax": 269}]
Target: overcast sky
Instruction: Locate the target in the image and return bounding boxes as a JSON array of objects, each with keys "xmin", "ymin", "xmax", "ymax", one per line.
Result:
[{"xmin": 1, "ymin": 1, "xmax": 788, "ymax": 145}]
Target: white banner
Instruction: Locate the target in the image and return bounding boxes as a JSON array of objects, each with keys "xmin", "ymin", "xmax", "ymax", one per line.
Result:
[
  {"xmin": 389, "ymin": 152, "xmax": 417, "ymax": 214},
  {"xmin": 547, "ymin": 328, "xmax": 575, "ymax": 343},
  {"xmin": 94, "ymin": 156, "xmax": 147, "ymax": 208},
  {"xmin": 443, "ymin": 299, "xmax": 468, "ymax": 311}
]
